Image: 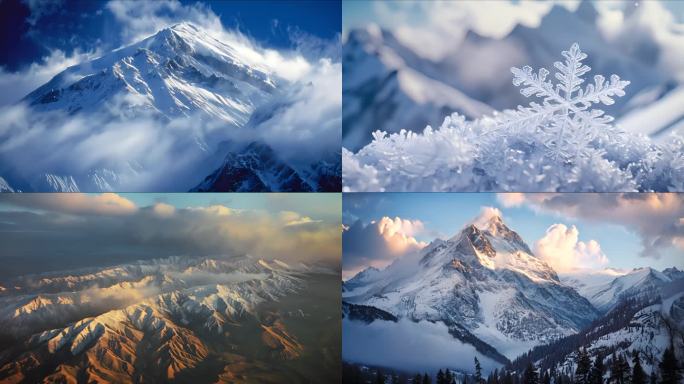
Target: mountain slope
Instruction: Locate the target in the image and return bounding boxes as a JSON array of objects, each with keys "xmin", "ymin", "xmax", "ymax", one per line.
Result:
[
  {"xmin": 342, "ymin": 26, "xmax": 493, "ymax": 151},
  {"xmin": 343, "ymin": 214, "xmax": 598, "ymax": 362},
  {"xmin": 580, "ymin": 267, "xmax": 678, "ymax": 313},
  {"xmin": 2, "ymin": 22, "xmax": 340, "ymax": 192},
  {"xmin": 0, "ymin": 256, "xmax": 340, "ymax": 383},
  {"xmin": 26, "ymin": 22, "xmax": 274, "ymax": 123},
  {"xmin": 511, "ymin": 279, "xmax": 684, "ymax": 376}
]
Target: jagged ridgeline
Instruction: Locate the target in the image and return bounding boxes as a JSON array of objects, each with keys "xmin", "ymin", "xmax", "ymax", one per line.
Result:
[
  {"xmin": 343, "ymin": 43, "xmax": 684, "ymax": 192},
  {"xmin": 0, "ymin": 22, "xmax": 341, "ymax": 192},
  {"xmin": 342, "ymin": 214, "xmax": 684, "ymax": 382},
  {"xmin": 0, "ymin": 256, "xmax": 341, "ymax": 383}
]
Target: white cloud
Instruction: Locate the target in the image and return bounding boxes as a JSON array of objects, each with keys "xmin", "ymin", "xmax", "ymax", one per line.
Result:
[
  {"xmin": 0, "ymin": 195, "xmax": 341, "ymax": 271},
  {"xmin": 0, "ymin": 193, "xmax": 137, "ymax": 216},
  {"xmin": 497, "ymin": 193, "xmax": 526, "ymax": 208},
  {"xmin": 343, "ymin": 216, "xmax": 427, "ymax": 279},
  {"xmin": 343, "ymin": 318, "xmax": 500, "ymax": 375},
  {"xmin": 535, "ymin": 224, "xmax": 609, "ymax": 273},
  {"xmin": 152, "ymin": 202, "xmax": 175, "ymax": 217},
  {"xmin": 105, "ymin": 0, "xmax": 317, "ymax": 82},
  {"xmin": 515, "ymin": 193, "xmax": 684, "ymax": 259},
  {"xmin": 471, "ymin": 206, "xmax": 502, "ymax": 229},
  {"xmin": 0, "ymin": 49, "xmax": 97, "ymax": 107}
]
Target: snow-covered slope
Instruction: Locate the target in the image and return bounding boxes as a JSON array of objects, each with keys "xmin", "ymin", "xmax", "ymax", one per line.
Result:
[
  {"xmin": 343, "ymin": 214, "xmax": 598, "ymax": 362},
  {"xmin": 0, "ymin": 255, "xmax": 339, "ymax": 382},
  {"xmin": 26, "ymin": 22, "xmax": 274, "ymax": 123},
  {"xmin": 582, "ymin": 267, "xmax": 679, "ymax": 313},
  {"xmin": 342, "ymin": 26, "xmax": 493, "ymax": 151},
  {"xmin": 512, "ymin": 279, "xmax": 684, "ymax": 377},
  {"xmin": 560, "ymin": 268, "xmax": 629, "ymax": 299}
]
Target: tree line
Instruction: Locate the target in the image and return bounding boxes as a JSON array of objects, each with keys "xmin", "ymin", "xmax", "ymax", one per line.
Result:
[{"xmin": 343, "ymin": 346, "xmax": 681, "ymax": 384}]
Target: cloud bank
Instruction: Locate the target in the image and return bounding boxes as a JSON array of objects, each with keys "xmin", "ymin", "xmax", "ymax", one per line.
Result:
[
  {"xmin": 535, "ymin": 224, "xmax": 609, "ymax": 273},
  {"xmin": 343, "ymin": 216, "xmax": 427, "ymax": 279},
  {"xmin": 500, "ymin": 193, "xmax": 684, "ymax": 259},
  {"xmin": 343, "ymin": 318, "xmax": 500, "ymax": 375},
  {"xmin": 0, "ymin": 193, "xmax": 341, "ymax": 279}
]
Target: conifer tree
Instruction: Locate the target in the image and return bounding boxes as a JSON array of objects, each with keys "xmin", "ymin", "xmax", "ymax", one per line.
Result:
[
  {"xmin": 631, "ymin": 351, "xmax": 646, "ymax": 384},
  {"xmin": 475, "ymin": 357, "xmax": 483, "ymax": 384},
  {"xmin": 618, "ymin": 354, "xmax": 631, "ymax": 383},
  {"xmin": 589, "ymin": 352, "xmax": 605, "ymax": 384},
  {"xmin": 503, "ymin": 371, "xmax": 513, "ymax": 384},
  {"xmin": 377, "ymin": 369, "xmax": 386, "ymax": 384},
  {"xmin": 659, "ymin": 346, "xmax": 682, "ymax": 384},
  {"xmin": 575, "ymin": 348, "xmax": 592, "ymax": 384},
  {"xmin": 423, "ymin": 373, "xmax": 431, "ymax": 384},
  {"xmin": 445, "ymin": 369, "xmax": 454, "ymax": 384},
  {"xmin": 414, "ymin": 373, "xmax": 423, "ymax": 384},
  {"xmin": 437, "ymin": 369, "xmax": 445, "ymax": 384},
  {"xmin": 523, "ymin": 362, "xmax": 539, "ymax": 384}
]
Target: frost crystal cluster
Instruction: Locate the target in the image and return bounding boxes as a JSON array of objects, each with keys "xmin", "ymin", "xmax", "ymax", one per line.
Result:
[{"xmin": 343, "ymin": 43, "xmax": 684, "ymax": 192}]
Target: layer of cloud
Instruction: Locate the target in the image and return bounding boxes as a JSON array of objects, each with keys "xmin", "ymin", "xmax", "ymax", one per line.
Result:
[
  {"xmin": 343, "ymin": 216, "xmax": 427, "ymax": 279},
  {"xmin": 505, "ymin": 193, "xmax": 684, "ymax": 259},
  {"xmin": 0, "ymin": 194, "xmax": 341, "ymax": 278},
  {"xmin": 0, "ymin": 193, "xmax": 137, "ymax": 215},
  {"xmin": 0, "ymin": 49, "xmax": 97, "ymax": 107},
  {"xmin": 535, "ymin": 224, "xmax": 609, "ymax": 273},
  {"xmin": 343, "ymin": 318, "xmax": 500, "ymax": 375}
]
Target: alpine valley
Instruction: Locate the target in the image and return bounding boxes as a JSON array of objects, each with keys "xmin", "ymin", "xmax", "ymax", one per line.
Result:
[
  {"xmin": 0, "ymin": 22, "xmax": 341, "ymax": 192},
  {"xmin": 0, "ymin": 255, "xmax": 341, "ymax": 383},
  {"xmin": 342, "ymin": 214, "xmax": 684, "ymax": 380}
]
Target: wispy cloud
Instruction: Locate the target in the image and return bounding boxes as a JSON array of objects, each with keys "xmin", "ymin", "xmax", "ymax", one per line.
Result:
[
  {"xmin": 502, "ymin": 193, "xmax": 684, "ymax": 259},
  {"xmin": 0, "ymin": 193, "xmax": 341, "ymax": 277}
]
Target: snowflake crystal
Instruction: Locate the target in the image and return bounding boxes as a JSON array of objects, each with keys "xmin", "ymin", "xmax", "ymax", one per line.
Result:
[{"xmin": 507, "ymin": 43, "xmax": 630, "ymax": 160}]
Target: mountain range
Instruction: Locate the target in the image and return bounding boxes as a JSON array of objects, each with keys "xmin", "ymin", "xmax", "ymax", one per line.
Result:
[
  {"xmin": 0, "ymin": 22, "xmax": 340, "ymax": 192},
  {"xmin": 0, "ymin": 255, "xmax": 340, "ymax": 383},
  {"xmin": 342, "ymin": 214, "xmax": 684, "ymax": 374},
  {"xmin": 342, "ymin": 1, "xmax": 684, "ymax": 152}
]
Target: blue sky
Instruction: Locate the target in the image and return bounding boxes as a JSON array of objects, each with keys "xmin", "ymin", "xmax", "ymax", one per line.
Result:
[
  {"xmin": 1, "ymin": 0, "xmax": 340, "ymax": 71},
  {"xmin": 116, "ymin": 192, "xmax": 341, "ymax": 220},
  {"xmin": 343, "ymin": 193, "xmax": 684, "ymax": 278}
]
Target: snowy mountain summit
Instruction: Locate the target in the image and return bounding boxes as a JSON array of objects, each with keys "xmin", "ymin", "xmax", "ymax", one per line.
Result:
[
  {"xmin": 343, "ymin": 214, "xmax": 598, "ymax": 362},
  {"xmin": 27, "ymin": 22, "xmax": 275, "ymax": 122},
  {"xmin": 1, "ymin": 22, "xmax": 341, "ymax": 192}
]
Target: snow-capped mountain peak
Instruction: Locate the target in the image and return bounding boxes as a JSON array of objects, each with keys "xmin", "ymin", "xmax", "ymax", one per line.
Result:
[
  {"xmin": 344, "ymin": 217, "xmax": 596, "ymax": 361},
  {"xmin": 5, "ymin": 21, "xmax": 340, "ymax": 192},
  {"xmin": 27, "ymin": 21, "xmax": 276, "ymax": 124}
]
